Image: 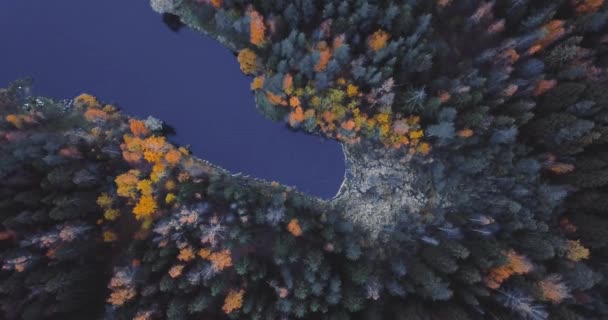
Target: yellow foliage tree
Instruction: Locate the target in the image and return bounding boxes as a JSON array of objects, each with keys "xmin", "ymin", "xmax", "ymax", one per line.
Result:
[
  {"xmin": 237, "ymin": 48, "xmax": 259, "ymax": 75},
  {"xmin": 74, "ymin": 93, "xmax": 100, "ymax": 108},
  {"xmin": 566, "ymin": 240, "xmax": 590, "ymax": 261},
  {"xmin": 115, "ymin": 170, "xmax": 141, "ymax": 199},
  {"xmin": 133, "ymin": 195, "xmax": 157, "ymax": 219},
  {"xmin": 368, "ymin": 29, "xmax": 389, "ymax": 51}
]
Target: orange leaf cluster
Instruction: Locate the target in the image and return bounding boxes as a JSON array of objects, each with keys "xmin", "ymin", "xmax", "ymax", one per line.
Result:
[
  {"xmin": 484, "ymin": 250, "xmax": 533, "ymax": 289},
  {"xmin": 287, "ymin": 219, "xmax": 302, "ymax": 237},
  {"xmin": 289, "ymin": 107, "xmax": 305, "ymax": 126},
  {"xmin": 533, "ymin": 20, "xmax": 565, "ymax": 53},
  {"xmin": 129, "ymin": 119, "xmax": 149, "ymax": 137},
  {"xmin": 107, "ymin": 288, "xmax": 137, "ymax": 306},
  {"xmin": 209, "ymin": 250, "xmax": 233, "ymax": 271},
  {"xmin": 283, "ymin": 74, "xmax": 293, "ymax": 93},
  {"xmin": 74, "ymin": 93, "xmax": 100, "ymax": 108},
  {"xmin": 368, "ymin": 29, "xmax": 389, "ymax": 52},
  {"xmin": 84, "ymin": 108, "xmax": 109, "ymax": 122},
  {"xmin": 574, "ymin": 0, "xmax": 605, "ymax": 14},
  {"xmin": 178, "ymin": 246, "xmax": 196, "ymax": 262},
  {"xmin": 237, "ymin": 49, "xmax": 258, "ymax": 75},
  {"xmin": 5, "ymin": 114, "xmax": 36, "ymax": 128},
  {"xmin": 115, "ymin": 170, "xmax": 141, "ymax": 199},
  {"xmin": 223, "ymin": 289, "xmax": 245, "ymax": 314},
  {"xmin": 168, "ymin": 264, "xmax": 184, "ymax": 278},
  {"xmin": 210, "ymin": 0, "xmax": 222, "ymax": 9},
  {"xmin": 457, "ymin": 128, "xmax": 474, "ymax": 138},
  {"xmin": 547, "ymin": 163, "xmax": 575, "ymax": 174},
  {"xmin": 164, "ymin": 149, "xmax": 182, "ymax": 166},
  {"xmin": 539, "ymin": 275, "xmax": 570, "ymax": 303},
  {"xmin": 534, "ymin": 79, "xmax": 557, "ymax": 96},
  {"xmin": 315, "ymin": 41, "xmax": 332, "ymax": 72},
  {"xmin": 249, "ymin": 10, "xmax": 266, "ymax": 46}
]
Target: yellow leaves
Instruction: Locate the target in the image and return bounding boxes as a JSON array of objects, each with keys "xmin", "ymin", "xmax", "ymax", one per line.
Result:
[
  {"xmin": 178, "ymin": 246, "xmax": 196, "ymax": 262},
  {"xmin": 249, "ymin": 10, "xmax": 266, "ymax": 46},
  {"xmin": 368, "ymin": 29, "xmax": 389, "ymax": 52},
  {"xmin": 223, "ymin": 289, "xmax": 245, "ymax": 314},
  {"xmin": 115, "ymin": 170, "xmax": 141, "ymax": 199},
  {"xmin": 104, "ymin": 209, "xmax": 121, "ymax": 221},
  {"xmin": 74, "ymin": 93, "xmax": 100, "ymax": 108},
  {"xmin": 129, "ymin": 119, "xmax": 149, "ymax": 137},
  {"xmin": 566, "ymin": 240, "xmax": 590, "ymax": 262},
  {"xmin": 409, "ymin": 130, "xmax": 424, "ymax": 140},
  {"xmin": 103, "ymin": 231, "xmax": 118, "ymax": 242},
  {"xmin": 168, "ymin": 264, "xmax": 184, "ymax": 278},
  {"xmin": 165, "ymin": 193, "xmax": 176, "ymax": 204},
  {"xmin": 287, "ymin": 219, "xmax": 302, "ymax": 237},
  {"xmin": 416, "ymin": 142, "xmax": 431, "ymax": 155},
  {"xmin": 165, "ymin": 179, "xmax": 176, "ymax": 191},
  {"xmin": 347, "ymin": 84, "xmax": 359, "ymax": 97},
  {"xmin": 133, "ymin": 195, "xmax": 157, "ymax": 219},
  {"xmin": 237, "ymin": 49, "xmax": 258, "ymax": 75},
  {"xmin": 137, "ymin": 179, "xmax": 154, "ymax": 196},
  {"xmin": 375, "ymin": 112, "xmax": 390, "ymax": 125},
  {"xmin": 97, "ymin": 193, "xmax": 114, "ymax": 208},
  {"xmin": 251, "ymin": 75, "xmax": 265, "ymax": 90}
]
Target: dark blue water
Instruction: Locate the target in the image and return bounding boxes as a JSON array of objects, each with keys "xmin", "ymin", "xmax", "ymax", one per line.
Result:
[{"xmin": 0, "ymin": 0, "xmax": 345, "ymax": 198}]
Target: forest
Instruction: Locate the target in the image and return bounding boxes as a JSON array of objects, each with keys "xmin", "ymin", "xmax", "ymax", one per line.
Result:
[{"xmin": 1, "ymin": 0, "xmax": 608, "ymax": 319}]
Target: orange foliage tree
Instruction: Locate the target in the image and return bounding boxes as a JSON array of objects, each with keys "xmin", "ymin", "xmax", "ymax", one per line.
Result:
[
  {"xmin": 249, "ymin": 9, "xmax": 266, "ymax": 46},
  {"xmin": 222, "ymin": 289, "xmax": 245, "ymax": 314},
  {"xmin": 484, "ymin": 250, "xmax": 533, "ymax": 289}
]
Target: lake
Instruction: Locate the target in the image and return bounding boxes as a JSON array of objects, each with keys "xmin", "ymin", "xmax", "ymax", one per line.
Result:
[{"xmin": 0, "ymin": 0, "xmax": 345, "ymax": 199}]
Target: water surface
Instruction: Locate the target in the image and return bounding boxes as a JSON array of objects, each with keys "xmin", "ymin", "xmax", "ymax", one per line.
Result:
[{"xmin": 0, "ymin": 0, "xmax": 345, "ymax": 198}]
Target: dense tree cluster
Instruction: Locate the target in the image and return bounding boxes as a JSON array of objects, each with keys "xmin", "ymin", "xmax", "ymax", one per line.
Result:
[{"xmin": 0, "ymin": 0, "xmax": 607, "ymax": 319}]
